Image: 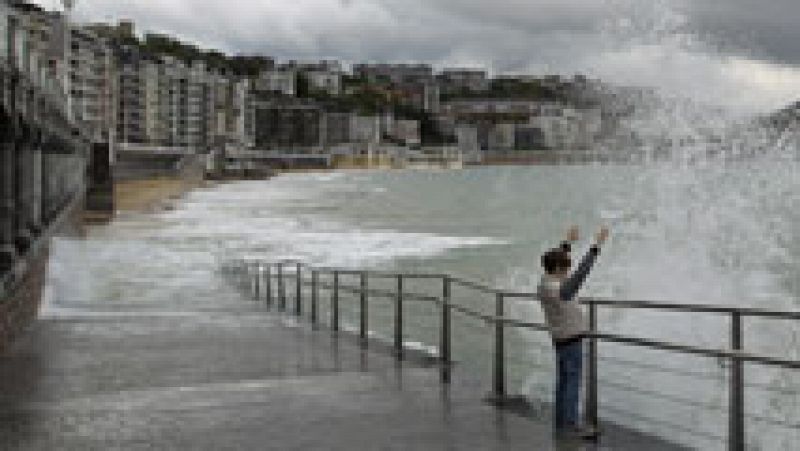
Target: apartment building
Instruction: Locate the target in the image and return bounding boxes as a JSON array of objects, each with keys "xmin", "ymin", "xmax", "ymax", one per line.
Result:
[
  {"xmin": 323, "ymin": 112, "xmax": 351, "ymax": 146},
  {"xmin": 206, "ymin": 70, "xmax": 229, "ymax": 148},
  {"xmin": 353, "ymin": 63, "xmax": 434, "ymax": 85},
  {"xmin": 186, "ymin": 60, "xmax": 208, "ymax": 150},
  {"xmin": 140, "ymin": 57, "xmax": 163, "ymax": 144},
  {"xmin": 253, "ymin": 98, "xmax": 323, "ymax": 149},
  {"xmin": 349, "ymin": 115, "xmax": 381, "ymax": 144},
  {"xmin": 392, "ymin": 119, "xmax": 420, "ymax": 146},
  {"xmin": 455, "ymin": 125, "xmax": 481, "ymax": 163},
  {"xmin": 254, "ymin": 69, "xmax": 296, "ymax": 96},
  {"xmin": 116, "ymin": 46, "xmax": 145, "ymax": 144},
  {"xmin": 126, "ymin": 55, "xmax": 218, "ymax": 152},
  {"xmin": 440, "ymin": 99, "xmax": 545, "ymax": 120},
  {"xmin": 5, "ymin": 3, "xmax": 67, "ymax": 107},
  {"xmin": 487, "ymin": 123, "xmax": 515, "ymax": 150},
  {"xmin": 69, "ymin": 26, "xmax": 116, "ymax": 143},
  {"xmin": 232, "ymin": 78, "xmax": 256, "ymax": 148},
  {"xmin": 0, "ymin": 3, "xmax": 9, "ymax": 64},
  {"xmin": 526, "ymin": 105, "xmax": 601, "ymax": 150},
  {"xmin": 306, "ymin": 69, "xmax": 341, "ymax": 96}
]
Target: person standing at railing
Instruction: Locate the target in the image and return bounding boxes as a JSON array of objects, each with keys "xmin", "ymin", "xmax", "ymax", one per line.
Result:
[{"xmin": 538, "ymin": 225, "xmax": 609, "ymax": 440}]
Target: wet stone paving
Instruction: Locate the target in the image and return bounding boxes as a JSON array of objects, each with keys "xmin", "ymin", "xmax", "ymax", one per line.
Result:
[{"xmin": 0, "ymin": 285, "xmax": 686, "ymax": 450}]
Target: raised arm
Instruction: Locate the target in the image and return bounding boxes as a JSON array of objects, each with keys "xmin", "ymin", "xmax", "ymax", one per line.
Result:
[
  {"xmin": 559, "ymin": 227, "xmax": 608, "ymax": 301},
  {"xmin": 559, "ymin": 246, "xmax": 599, "ymax": 301}
]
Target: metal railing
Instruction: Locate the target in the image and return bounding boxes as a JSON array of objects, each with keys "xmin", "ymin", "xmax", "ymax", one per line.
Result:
[{"xmin": 225, "ymin": 258, "xmax": 800, "ymax": 451}]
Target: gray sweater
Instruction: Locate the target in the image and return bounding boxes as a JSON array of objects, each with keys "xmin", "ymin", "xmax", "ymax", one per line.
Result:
[{"xmin": 537, "ymin": 246, "xmax": 599, "ymax": 343}]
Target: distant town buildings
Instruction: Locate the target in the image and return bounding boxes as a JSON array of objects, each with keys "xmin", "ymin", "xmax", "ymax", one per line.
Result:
[
  {"xmin": 3, "ymin": 1, "xmax": 610, "ymax": 165},
  {"xmin": 438, "ymin": 69, "xmax": 489, "ymax": 94},
  {"xmin": 255, "ymin": 69, "xmax": 296, "ymax": 97},
  {"xmin": 306, "ymin": 69, "xmax": 342, "ymax": 96},
  {"xmin": 253, "ymin": 98, "xmax": 323, "ymax": 149},
  {"xmin": 353, "ymin": 63, "xmax": 434, "ymax": 85},
  {"xmin": 68, "ymin": 26, "xmax": 116, "ymax": 143}
]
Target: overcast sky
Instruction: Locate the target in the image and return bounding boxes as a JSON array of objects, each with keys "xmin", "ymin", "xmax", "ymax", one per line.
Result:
[{"xmin": 33, "ymin": 0, "xmax": 800, "ymax": 113}]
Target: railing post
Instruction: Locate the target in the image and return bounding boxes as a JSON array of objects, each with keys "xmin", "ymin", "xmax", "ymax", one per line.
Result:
[
  {"xmin": 360, "ymin": 272, "xmax": 368, "ymax": 347},
  {"xmin": 729, "ymin": 312, "xmax": 745, "ymax": 451},
  {"xmin": 253, "ymin": 263, "xmax": 261, "ymax": 301},
  {"xmin": 493, "ymin": 292, "xmax": 506, "ymax": 400},
  {"xmin": 265, "ymin": 264, "xmax": 272, "ymax": 308},
  {"xmin": 586, "ymin": 302, "xmax": 599, "ymax": 429},
  {"xmin": 248, "ymin": 262, "xmax": 255, "ymax": 298},
  {"xmin": 441, "ymin": 276, "xmax": 452, "ymax": 383},
  {"xmin": 278, "ymin": 263, "xmax": 285, "ymax": 311},
  {"xmin": 295, "ymin": 263, "xmax": 302, "ymax": 316},
  {"xmin": 311, "ymin": 270, "xmax": 318, "ymax": 327},
  {"xmin": 332, "ymin": 271, "xmax": 340, "ymax": 333},
  {"xmin": 395, "ymin": 275, "xmax": 404, "ymax": 360}
]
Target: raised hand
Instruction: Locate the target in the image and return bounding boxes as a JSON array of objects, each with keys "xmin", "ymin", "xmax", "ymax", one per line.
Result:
[
  {"xmin": 595, "ymin": 227, "xmax": 609, "ymax": 246},
  {"xmin": 566, "ymin": 226, "xmax": 580, "ymax": 242}
]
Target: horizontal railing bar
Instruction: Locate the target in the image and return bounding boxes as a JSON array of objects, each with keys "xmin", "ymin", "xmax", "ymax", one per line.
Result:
[
  {"xmin": 334, "ymin": 285, "xmax": 368, "ymax": 297},
  {"xmin": 501, "ymin": 292, "xmax": 538, "ymax": 299},
  {"xmin": 246, "ymin": 260, "xmax": 446, "ymax": 279},
  {"xmin": 450, "ymin": 304, "xmax": 496, "ymax": 323},
  {"xmin": 306, "ymin": 280, "xmax": 434, "ymax": 303},
  {"xmin": 504, "ymin": 294, "xmax": 800, "ymax": 320},
  {"xmin": 502, "ymin": 318, "xmax": 550, "ymax": 331},
  {"xmin": 404, "ymin": 293, "xmax": 442, "ymax": 303},
  {"xmin": 502, "ymin": 354, "xmax": 800, "ymax": 400},
  {"xmin": 589, "ymin": 332, "xmax": 800, "ymax": 369},
  {"xmin": 499, "ymin": 318, "xmax": 800, "ymax": 368},
  {"xmin": 312, "ymin": 282, "xmax": 397, "ymax": 300},
  {"xmin": 449, "ymin": 276, "xmax": 498, "ymax": 294},
  {"xmin": 581, "ymin": 297, "xmax": 800, "ymax": 320},
  {"xmin": 313, "ymin": 268, "xmax": 363, "ymax": 275},
  {"xmin": 385, "ymin": 273, "xmax": 446, "ymax": 279}
]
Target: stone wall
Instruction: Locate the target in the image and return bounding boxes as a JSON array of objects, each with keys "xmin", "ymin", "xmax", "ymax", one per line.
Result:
[
  {"xmin": 0, "ymin": 60, "xmax": 90, "ymax": 352},
  {"xmin": 0, "ymin": 248, "xmax": 46, "ymax": 352},
  {"xmin": 0, "ymin": 187, "xmax": 84, "ymax": 353}
]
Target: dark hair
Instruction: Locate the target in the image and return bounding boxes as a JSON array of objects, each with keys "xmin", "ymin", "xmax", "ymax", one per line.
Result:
[{"xmin": 542, "ymin": 248, "xmax": 571, "ymax": 274}]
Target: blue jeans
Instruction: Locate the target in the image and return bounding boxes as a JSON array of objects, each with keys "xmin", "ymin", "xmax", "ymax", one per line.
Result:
[{"xmin": 555, "ymin": 339, "xmax": 583, "ymax": 428}]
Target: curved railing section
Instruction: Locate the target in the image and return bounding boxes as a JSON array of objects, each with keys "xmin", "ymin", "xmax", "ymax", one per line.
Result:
[{"xmin": 223, "ymin": 258, "xmax": 800, "ymax": 451}]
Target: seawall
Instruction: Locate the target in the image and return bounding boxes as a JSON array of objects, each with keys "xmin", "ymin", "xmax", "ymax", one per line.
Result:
[{"xmin": 0, "ymin": 192, "xmax": 84, "ymax": 352}]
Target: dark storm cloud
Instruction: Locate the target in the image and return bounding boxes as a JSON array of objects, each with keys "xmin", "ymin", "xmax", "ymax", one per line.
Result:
[
  {"xmin": 688, "ymin": 0, "xmax": 800, "ymax": 65},
  {"xmin": 32, "ymin": 0, "xmax": 800, "ymax": 67},
  {"xmin": 28, "ymin": 0, "xmax": 800, "ymax": 111}
]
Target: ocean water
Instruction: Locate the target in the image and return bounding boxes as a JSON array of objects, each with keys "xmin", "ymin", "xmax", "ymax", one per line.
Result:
[{"xmin": 45, "ymin": 159, "xmax": 799, "ymax": 449}]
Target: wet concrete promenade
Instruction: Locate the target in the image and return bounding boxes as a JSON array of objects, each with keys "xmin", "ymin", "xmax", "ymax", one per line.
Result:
[{"xmin": 0, "ymin": 292, "xmax": 686, "ymax": 450}]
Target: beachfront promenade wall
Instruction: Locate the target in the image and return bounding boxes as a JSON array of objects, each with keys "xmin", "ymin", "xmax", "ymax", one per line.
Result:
[{"xmin": 0, "ymin": 56, "xmax": 90, "ymax": 349}]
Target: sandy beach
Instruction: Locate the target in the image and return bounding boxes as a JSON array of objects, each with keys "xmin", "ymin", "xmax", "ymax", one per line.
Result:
[{"xmin": 114, "ymin": 177, "xmax": 211, "ymax": 213}]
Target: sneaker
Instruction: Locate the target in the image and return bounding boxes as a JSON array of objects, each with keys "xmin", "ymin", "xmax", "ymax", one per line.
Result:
[
  {"xmin": 575, "ymin": 425, "xmax": 601, "ymax": 441},
  {"xmin": 556, "ymin": 425, "xmax": 601, "ymax": 441}
]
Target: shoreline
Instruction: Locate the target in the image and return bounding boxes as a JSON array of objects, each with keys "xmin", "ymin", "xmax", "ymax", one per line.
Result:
[
  {"xmin": 83, "ymin": 176, "xmax": 216, "ymax": 224},
  {"xmin": 96, "ymin": 154, "xmax": 663, "ymax": 220},
  {"xmin": 114, "ymin": 177, "xmax": 211, "ymax": 213}
]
